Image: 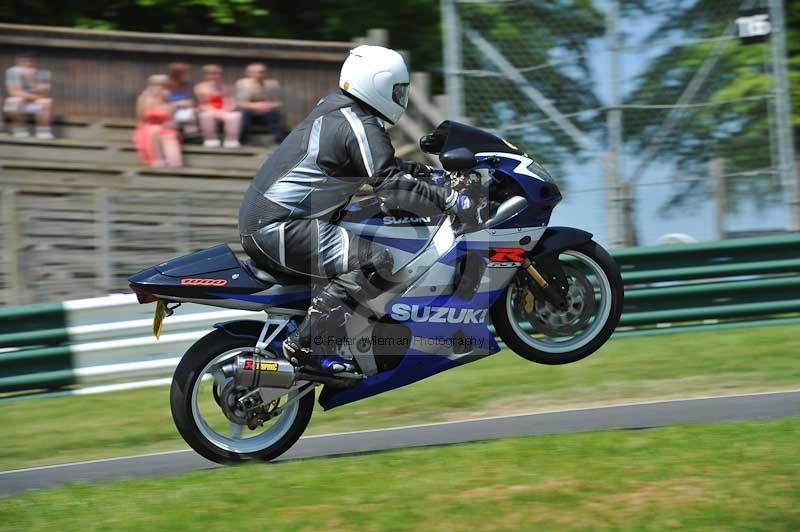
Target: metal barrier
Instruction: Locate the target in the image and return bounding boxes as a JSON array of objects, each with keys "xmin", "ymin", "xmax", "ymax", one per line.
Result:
[
  {"xmin": 0, "ymin": 295, "xmax": 259, "ymax": 393},
  {"xmin": 1, "ymin": 234, "xmax": 799, "ymax": 396},
  {"xmin": 615, "ymin": 234, "xmax": 800, "ymax": 325}
]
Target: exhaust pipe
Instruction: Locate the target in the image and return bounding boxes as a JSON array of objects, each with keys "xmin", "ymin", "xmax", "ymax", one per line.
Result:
[{"xmin": 222, "ymin": 354, "xmax": 296, "ymax": 388}]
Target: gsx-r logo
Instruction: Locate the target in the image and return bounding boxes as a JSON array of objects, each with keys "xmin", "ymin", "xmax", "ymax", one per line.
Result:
[{"xmin": 390, "ymin": 304, "xmax": 488, "ymax": 324}]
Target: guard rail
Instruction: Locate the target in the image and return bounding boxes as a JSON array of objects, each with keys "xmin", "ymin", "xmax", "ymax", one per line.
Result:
[{"xmin": 1, "ymin": 234, "xmax": 798, "ymax": 395}]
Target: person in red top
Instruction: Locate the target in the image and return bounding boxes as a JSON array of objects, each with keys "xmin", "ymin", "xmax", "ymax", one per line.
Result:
[
  {"xmin": 194, "ymin": 64, "xmax": 242, "ymax": 148},
  {"xmin": 133, "ymin": 74, "xmax": 183, "ymax": 167}
]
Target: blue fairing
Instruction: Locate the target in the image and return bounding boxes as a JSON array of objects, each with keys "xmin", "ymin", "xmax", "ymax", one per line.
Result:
[
  {"xmin": 319, "ymin": 281, "xmax": 504, "ymax": 410},
  {"xmin": 319, "ymin": 349, "xmax": 462, "ymax": 410},
  {"xmin": 360, "ymin": 235, "xmax": 429, "ymax": 254},
  {"xmin": 476, "ymin": 155, "xmax": 561, "ymax": 229},
  {"xmin": 404, "ymin": 320, "xmax": 499, "ymax": 349},
  {"xmin": 438, "ymin": 240, "xmax": 502, "ymax": 263}
]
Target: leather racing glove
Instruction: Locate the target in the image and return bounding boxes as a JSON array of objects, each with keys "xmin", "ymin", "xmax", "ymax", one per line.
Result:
[
  {"xmin": 445, "ymin": 171, "xmax": 486, "ymax": 229},
  {"xmin": 400, "ymin": 160, "xmax": 434, "ymax": 179}
]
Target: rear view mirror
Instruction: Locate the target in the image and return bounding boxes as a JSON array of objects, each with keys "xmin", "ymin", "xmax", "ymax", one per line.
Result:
[
  {"xmin": 440, "ymin": 148, "xmax": 476, "ymax": 171},
  {"xmin": 420, "ymin": 133, "xmax": 444, "ymax": 154}
]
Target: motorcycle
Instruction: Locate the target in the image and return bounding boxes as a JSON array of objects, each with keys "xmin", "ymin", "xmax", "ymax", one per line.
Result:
[{"xmin": 128, "ymin": 121, "xmax": 624, "ymax": 463}]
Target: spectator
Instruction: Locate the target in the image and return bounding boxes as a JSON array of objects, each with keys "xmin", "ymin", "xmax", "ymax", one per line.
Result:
[
  {"xmin": 166, "ymin": 62, "xmax": 200, "ymax": 141},
  {"xmin": 133, "ymin": 74, "xmax": 183, "ymax": 167},
  {"xmin": 236, "ymin": 63, "xmax": 287, "ymax": 144},
  {"xmin": 4, "ymin": 52, "xmax": 54, "ymax": 139},
  {"xmin": 194, "ymin": 64, "xmax": 241, "ymax": 148}
]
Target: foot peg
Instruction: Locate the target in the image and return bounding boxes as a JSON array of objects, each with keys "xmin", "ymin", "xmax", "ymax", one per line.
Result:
[
  {"xmin": 322, "ymin": 357, "xmax": 357, "ymax": 373},
  {"xmin": 293, "ymin": 359, "xmax": 358, "ymax": 376},
  {"xmin": 283, "ymin": 338, "xmax": 356, "ymax": 375},
  {"xmin": 328, "ymin": 362, "xmax": 346, "ymax": 373}
]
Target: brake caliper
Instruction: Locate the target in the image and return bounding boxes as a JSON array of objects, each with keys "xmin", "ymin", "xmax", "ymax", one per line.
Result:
[{"xmin": 520, "ymin": 258, "xmax": 569, "ymax": 311}]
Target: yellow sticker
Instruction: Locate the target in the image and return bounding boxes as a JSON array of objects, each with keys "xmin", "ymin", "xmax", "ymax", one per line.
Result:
[
  {"xmin": 257, "ymin": 361, "xmax": 279, "ymax": 372},
  {"xmin": 343, "ymin": 81, "xmax": 350, "ymax": 91},
  {"xmin": 153, "ymin": 300, "xmax": 166, "ymax": 340}
]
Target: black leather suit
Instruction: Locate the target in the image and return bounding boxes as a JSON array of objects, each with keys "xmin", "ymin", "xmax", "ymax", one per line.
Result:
[{"xmin": 239, "ymin": 90, "xmax": 455, "ymax": 303}]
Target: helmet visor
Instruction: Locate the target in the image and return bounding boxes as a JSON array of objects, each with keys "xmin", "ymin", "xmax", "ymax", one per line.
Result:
[{"xmin": 392, "ymin": 83, "xmax": 410, "ymax": 109}]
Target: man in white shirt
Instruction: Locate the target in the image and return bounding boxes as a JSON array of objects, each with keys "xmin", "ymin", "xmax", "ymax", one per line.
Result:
[
  {"xmin": 235, "ymin": 63, "xmax": 287, "ymax": 144},
  {"xmin": 4, "ymin": 52, "xmax": 54, "ymax": 139}
]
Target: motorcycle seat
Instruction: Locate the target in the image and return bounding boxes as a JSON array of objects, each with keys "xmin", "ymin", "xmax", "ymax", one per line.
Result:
[{"xmin": 243, "ymin": 259, "xmax": 309, "ymax": 287}]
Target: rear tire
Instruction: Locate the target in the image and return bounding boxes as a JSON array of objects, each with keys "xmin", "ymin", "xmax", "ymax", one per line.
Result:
[
  {"xmin": 491, "ymin": 240, "xmax": 623, "ymax": 365},
  {"xmin": 170, "ymin": 329, "xmax": 314, "ymax": 463}
]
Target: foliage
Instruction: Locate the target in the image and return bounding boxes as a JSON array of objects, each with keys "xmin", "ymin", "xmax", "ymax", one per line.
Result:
[
  {"xmin": 0, "ymin": 0, "xmax": 441, "ymax": 72},
  {"xmin": 457, "ymin": 1, "xmax": 605, "ymax": 165},
  {"xmin": 623, "ymin": 0, "xmax": 800, "ymax": 215}
]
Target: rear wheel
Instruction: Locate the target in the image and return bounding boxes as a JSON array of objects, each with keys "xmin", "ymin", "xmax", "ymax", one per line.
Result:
[
  {"xmin": 490, "ymin": 240, "xmax": 623, "ymax": 365},
  {"xmin": 170, "ymin": 329, "xmax": 314, "ymax": 463}
]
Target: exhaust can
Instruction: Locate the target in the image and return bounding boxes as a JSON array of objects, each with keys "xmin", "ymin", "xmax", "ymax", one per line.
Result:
[{"xmin": 223, "ymin": 354, "xmax": 296, "ymax": 388}]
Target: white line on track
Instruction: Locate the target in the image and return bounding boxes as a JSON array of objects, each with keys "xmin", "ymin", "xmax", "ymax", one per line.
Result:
[
  {"xmin": 297, "ymin": 387, "xmax": 800, "ymax": 438},
  {"xmin": 2, "ymin": 387, "xmax": 798, "ymax": 476}
]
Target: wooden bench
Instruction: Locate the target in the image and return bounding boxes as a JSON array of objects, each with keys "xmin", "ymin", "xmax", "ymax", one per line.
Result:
[
  {"xmin": 1, "ymin": 161, "xmax": 248, "ymax": 305},
  {"xmin": 0, "ymin": 159, "xmax": 253, "ymax": 194},
  {"xmin": 49, "ymin": 116, "xmax": 279, "ymax": 148},
  {"xmin": 3, "ymin": 115, "xmax": 279, "ymax": 148},
  {"xmin": 0, "ymin": 135, "xmax": 271, "ymax": 171},
  {"xmin": 0, "ymin": 157, "xmax": 377, "ymax": 305}
]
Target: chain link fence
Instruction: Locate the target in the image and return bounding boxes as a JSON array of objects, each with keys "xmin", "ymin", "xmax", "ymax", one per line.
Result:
[{"xmin": 443, "ymin": 0, "xmax": 797, "ymax": 246}]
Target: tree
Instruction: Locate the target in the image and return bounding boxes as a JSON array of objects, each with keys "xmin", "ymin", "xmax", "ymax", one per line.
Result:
[
  {"xmin": 0, "ymin": 0, "xmax": 441, "ymax": 73},
  {"xmin": 455, "ymin": 0, "xmax": 605, "ymax": 166},
  {"xmin": 622, "ymin": 0, "xmax": 800, "ymax": 216}
]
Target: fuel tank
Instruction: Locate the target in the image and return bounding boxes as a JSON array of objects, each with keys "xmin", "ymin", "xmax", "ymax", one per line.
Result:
[{"xmin": 340, "ymin": 196, "xmax": 444, "ymax": 273}]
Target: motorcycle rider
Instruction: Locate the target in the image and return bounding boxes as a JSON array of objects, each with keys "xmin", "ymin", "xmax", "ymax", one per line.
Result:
[{"xmin": 238, "ymin": 45, "xmax": 476, "ymax": 374}]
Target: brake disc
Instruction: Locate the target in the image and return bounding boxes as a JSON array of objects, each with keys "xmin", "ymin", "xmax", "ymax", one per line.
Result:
[
  {"xmin": 219, "ymin": 380, "xmax": 283, "ymax": 430},
  {"xmin": 520, "ymin": 265, "xmax": 596, "ymax": 337},
  {"xmin": 219, "ymin": 380, "xmax": 251, "ymax": 425}
]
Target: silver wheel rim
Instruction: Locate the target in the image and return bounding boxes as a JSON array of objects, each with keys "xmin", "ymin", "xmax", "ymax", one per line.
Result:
[
  {"xmin": 506, "ymin": 250, "xmax": 612, "ymax": 354},
  {"xmin": 190, "ymin": 347, "xmax": 300, "ymax": 453}
]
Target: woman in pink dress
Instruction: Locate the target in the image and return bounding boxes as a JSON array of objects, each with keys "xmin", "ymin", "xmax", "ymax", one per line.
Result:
[
  {"xmin": 194, "ymin": 64, "xmax": 242, "ymax": 148},
  {"xmin": 133, "ymin": 75, "xmax": 183, "ymax": 167}
]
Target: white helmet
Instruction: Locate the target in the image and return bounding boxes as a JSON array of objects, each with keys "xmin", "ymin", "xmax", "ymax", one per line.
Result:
[{"xmin": 339, "ymin": 45, "xmax": 410, "ymax": 124}]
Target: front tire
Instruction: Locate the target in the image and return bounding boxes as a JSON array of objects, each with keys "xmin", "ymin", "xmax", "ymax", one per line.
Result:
[
  {"xmin": 491, "ymin": 240, "xmax": 623, "ymax": 365},
  {"xmin": 170, "ymin": 329, "xmax": 314, "ymax": 463}
]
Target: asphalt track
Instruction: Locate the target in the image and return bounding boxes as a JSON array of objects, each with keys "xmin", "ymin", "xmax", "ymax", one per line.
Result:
[{"xmin": 2, "ymin": 389, "xmax": 799, "ymax": 497}]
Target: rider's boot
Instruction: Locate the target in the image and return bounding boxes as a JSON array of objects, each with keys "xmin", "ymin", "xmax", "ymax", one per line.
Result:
[{"xmin": 282, "ymin": 292, "xmax": 354, "ymax": 374}]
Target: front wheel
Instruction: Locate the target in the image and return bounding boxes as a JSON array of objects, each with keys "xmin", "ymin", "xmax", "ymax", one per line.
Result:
[
  {"xmin": 170, "ymin": 329, "xmax": 314, "ymax": 463},
  {"xmin": 490, "ymin": 240, "xmax": 624, "ymax": 365}
]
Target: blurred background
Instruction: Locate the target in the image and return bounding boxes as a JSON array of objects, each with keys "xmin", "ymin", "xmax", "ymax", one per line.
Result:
[
  {"xmin": 0, "ymin": 0, "xmax": 797, "ymax": 306},
  {"xmin": 0, "ymin": 2, "xmax": 799, "ymax": 527}
]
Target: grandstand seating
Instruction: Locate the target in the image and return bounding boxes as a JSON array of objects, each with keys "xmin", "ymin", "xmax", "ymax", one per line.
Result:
[
  {"xmin": 0, "ymin": 136, "xmax": 267, "ymax": 171},
  {"xmin": 0, "ymin": 23, "xmax": 439, "ymax": 306},
  {"xmin": 0, "ymin": 111, "xmax": 400, "ymax": 306},
  {"xmin": 0, "ymin": 115, "xmax": 268, "ymax": 305}
]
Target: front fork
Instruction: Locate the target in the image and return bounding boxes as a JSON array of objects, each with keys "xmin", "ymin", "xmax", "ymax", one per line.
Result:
[{"xmin": 519, "ymin": 258, "xmax": 569, "ymax": 311}]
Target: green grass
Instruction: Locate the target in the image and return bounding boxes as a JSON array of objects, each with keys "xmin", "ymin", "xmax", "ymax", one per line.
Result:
[
  {"xmin": 1, "ymin": 324, "xmax": 798, "ymax": 470},
  {"xmin": 1, "ymin": 417, "xmax": 799, "ymax": 531}
]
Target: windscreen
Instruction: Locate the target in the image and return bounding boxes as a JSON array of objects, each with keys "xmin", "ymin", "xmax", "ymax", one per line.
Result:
[{"xmin": 425, "ymin": 121, "xmax": 526, "ymax": 156}]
